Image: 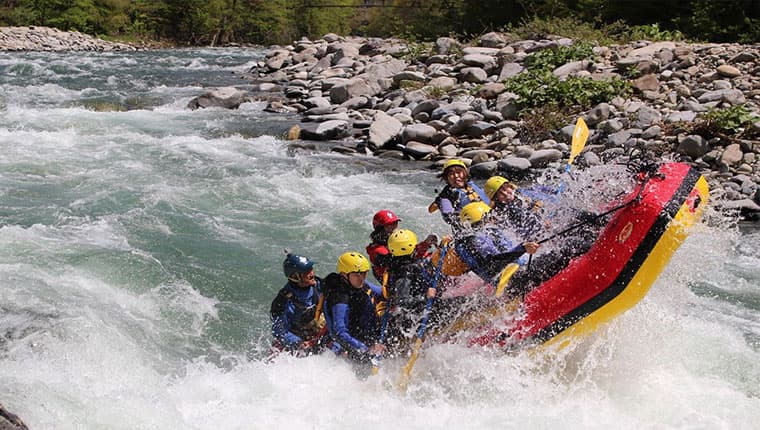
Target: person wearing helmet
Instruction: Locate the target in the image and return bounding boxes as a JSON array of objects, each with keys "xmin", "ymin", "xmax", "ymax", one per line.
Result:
[
  {"xmin": 485, "ymin": 175, "xmax": 544, "ymax": 240},
  {"xmin": 378, "ymin": 229, "xmax": 443, "ymax": 351},
  {"xmin": 429, "ymin": 159, "xmax": 490, "ymax": 232},
  {"xmin": 322, "ymin": 251, "xmax": 385, "ymax": 374},
  {"xmin": 453, "ymin": 202, "xmax": 540, "ymax": 283},
  {"xmin": 270, "ymin": 252, "xmax": 327, "ymax": 356},
  {"xmin": 366, "ymin": 209, "xmax": 438, "ymax": 282}
]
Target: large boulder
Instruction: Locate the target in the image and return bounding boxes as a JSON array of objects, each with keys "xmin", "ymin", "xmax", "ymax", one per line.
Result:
[
  {"xmin": 297, "ymin": 120, "xmax": 350, "ymax": 141},
  {"xmin": 368, "ymin": 111, "xmax": 403, "ymax": 148},
  {"xmin": 187, "ymin": 87, "xmax": 249, "ymax": 110}
]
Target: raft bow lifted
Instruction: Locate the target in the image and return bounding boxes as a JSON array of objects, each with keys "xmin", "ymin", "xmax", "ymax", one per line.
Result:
[{"xmin": 462, "ymin": 162, "xmax": 709, "ymax": 350}]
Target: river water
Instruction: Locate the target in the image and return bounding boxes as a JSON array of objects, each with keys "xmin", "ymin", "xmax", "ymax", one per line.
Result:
[{"xmin": 1, "ymin": 48, "xmax": 759, "ymax": 429}]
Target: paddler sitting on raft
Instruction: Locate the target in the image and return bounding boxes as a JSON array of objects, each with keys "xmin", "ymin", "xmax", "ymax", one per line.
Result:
[
  {"xmin": 366, "ymin": 209, "xmax": 437, "ymax": 283},
  {"xmin": 429, "ymin": 202, "xmax": 540, "ymax": 293},
  {"xmin": 429, "ymin": 159, "xmax": 490, "ymax": 232},
  {"xmin": 270, "ymin": 252, "xmax": 328, "ymax": 357},
  {"xmin": 375, "ymin": 228, "xmax": 441, "ymax": 353},
  {"xmin": 484, "ymin": 175, "xmax": 546, "ymax": 241},
  {"xmin": 322, "ymin": 252, "xmax": 385, "ymax": 377}
]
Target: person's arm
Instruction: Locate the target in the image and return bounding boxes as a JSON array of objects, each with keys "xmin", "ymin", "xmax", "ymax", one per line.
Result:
[
  {"xmin": 491, "ymin": 242, "xmax": 540, "ymax": 267},
  {"xmin": 271, "ymin": 299, "xmax": 302, "ymax": 347},
  {"xmin": 330, "ymin": 302, "xmax": 370, "ymax": 353}
]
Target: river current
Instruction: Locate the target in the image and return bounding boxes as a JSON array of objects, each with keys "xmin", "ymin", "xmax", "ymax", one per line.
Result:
[{"xmin": 1, "ymin": 48, "xmax": 759, "ymax": 429}]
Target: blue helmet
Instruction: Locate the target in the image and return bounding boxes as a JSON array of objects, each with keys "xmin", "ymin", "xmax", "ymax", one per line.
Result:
[{"xmin": 283, "ymin": 253, "xmax": 315, "ymax": 279}]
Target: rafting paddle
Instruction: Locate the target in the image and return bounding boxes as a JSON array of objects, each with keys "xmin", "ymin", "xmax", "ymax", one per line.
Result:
[
  {"xmin": 556, "ymin": 118, "xmax": 590, "ymax": 195},
  {"xmin": 568, "ymin": 117, "xmax": 589, "ymax": 168},
  {"xmin": 397, "ymin": 245, "xmax": 448, "ymax": 392},
  {"xmin": 494, "ymin": 263, "xmax": 519, "ymax": 298}
]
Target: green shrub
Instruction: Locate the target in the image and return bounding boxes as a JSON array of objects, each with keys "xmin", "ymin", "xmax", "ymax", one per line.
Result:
[
  {"xmin": 505, "ymin": 16, "xmax": 613, "ymax": 45},
  {"xmin": 503, "ymin": 71, "xmax": 631, "ymax": 111},
  {"xmin": 524, "ymin": 42, "xmax": 596, "ymax": 72},
  {"xmin": 702, "ymin": 105, "xmax": 758, "ymax": 134}
]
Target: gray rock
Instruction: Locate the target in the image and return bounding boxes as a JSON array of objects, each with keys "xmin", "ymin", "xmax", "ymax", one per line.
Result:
[
  {"xmin": 528, "ymin": 149, "xmax": 562, "ymax": 167},
  {"xmin": 465, "ymin": 121, "xmax": 498, "ymax": 138},
  {"xmin": 402, "ymin": 123, "xmax": 438, "ymax": 144},
  {"xmin": 721, "ymin": 143, "xmax": 743, "ymax": 166},
  {"xmin": 298, "ymin": 120, "xmax": 350, "ymax": 140},
  {"xmin": 404, "ymin": 141, "xmax": 437, "ymax": 159},
  {"xmin": 697, "ymin": 89, "xmax": 746, "ymax": 104},
  {"xmin": 460, "ymin": 67, "xmax": 488, "ymax": 83},
  {"xmin": 499, "ymin": 62, "xmax": 525, "ymax": 80},
  {"xmin": 585, "ymin": 103, "xmax": 611, "ymax": 126},
  {"xmin": 187, "ymin": 87, "xmax": 249, "ymax": 110},
  {"xmin": 498, "ymin": 157, "xmax": 532, "ymax": 172},
  {"xmin": 666, "ymin": 111, "xmax": 698, "ymax": 122},
  {"xmin": 552, "ymin": 60, "xmax": 593, "ymax": 77},
  {"xmin": 607, "ymin": 130, "xmax": 632, "ymax": 147},
  {"xmin": 676, "ymin": 135, "xmax": 710, "ymax": 159},
  {"xmin": 480, "ymin": 32, "xmax": 508, "ymax": 48},
  {"xmin": 368, "ymin": 111, "xmax": 403, "ymax": 148},
  {"xmin": 469, "ymin": 161, "xmax": 499, "ymax": 179},
  {"xmin": 633, "ymin": 106, "xmax": 662, "ymax": 128}
]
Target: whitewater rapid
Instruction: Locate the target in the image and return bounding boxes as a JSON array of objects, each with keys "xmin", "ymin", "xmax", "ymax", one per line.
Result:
[{"xmin": 1, "ymin": 48, "xmax": 759, "ymax": 430}]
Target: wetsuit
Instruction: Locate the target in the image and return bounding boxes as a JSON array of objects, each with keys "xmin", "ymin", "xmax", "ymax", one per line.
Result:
[
  {"xmin": 434, "ymin": 181, "xmax": 490, "ymax": 231},
  {"xmin": 270, "ymin": 279, "xmax": 324, "ymax": 351},
  {"xmin": 382, "ymin": 256, "xmax": 440, "ymax": 350},
  {"xmin": 322, "ymin": 273, "xmax": 382, "ymax": 356}
]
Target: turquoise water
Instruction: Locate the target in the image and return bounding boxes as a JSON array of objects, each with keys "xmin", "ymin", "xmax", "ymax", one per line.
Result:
[{"xmin": 1, "ymin": 48, "xmax": 759, "ymax": 429}]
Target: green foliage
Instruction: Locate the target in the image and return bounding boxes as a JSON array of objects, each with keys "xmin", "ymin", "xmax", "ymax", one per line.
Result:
[
  {"xmin": 503, "ymin": 71, "xmax": 630, "ymax": 111},
  {"xmin": 702, "ymin": 105, "xmax": 758, "ymax": 134},
  {"xmin": 505, "ymin": 16, "xmax": 613, "ymax": 45},
  {"xmin": 623, "ymin": 23, "xmax": 684, "ymax": 42},
  {"xmin": 3, "ymin": 0, "xmax": 760, "ymax": 46},
  {"xmin": 524, "ymin": 42, "xmax": 595, "ymax": 72}
]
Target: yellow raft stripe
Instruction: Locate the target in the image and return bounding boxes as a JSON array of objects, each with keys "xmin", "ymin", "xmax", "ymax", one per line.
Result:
[{"xmin": 541, "ymin": 176, "xmax": 709, "ymax": 350}]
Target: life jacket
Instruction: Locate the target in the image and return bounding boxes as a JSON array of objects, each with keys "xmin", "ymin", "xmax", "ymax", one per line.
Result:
[
  {"xmin": 322, "ymin": 273, "xmax": 379, "ymax": 350},
  {"xmin": 366, "ymin": 242, "xmax": 391, "ymax": 281},
  {"xmin": 430, "ymin": 245, "xmax": 469, "ymax": 276},
  {"xmin": 430, "ymin": 181, "xmax": 490, "ymax": 215},
  {"xmin": 270, "ymin": 282, "xmax": 325, "ymax": 341}
]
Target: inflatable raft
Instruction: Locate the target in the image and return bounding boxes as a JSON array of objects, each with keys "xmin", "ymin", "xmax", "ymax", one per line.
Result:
[{"xmin": 448, "ymin": 162, "xmax": 709, "ymax": 351}]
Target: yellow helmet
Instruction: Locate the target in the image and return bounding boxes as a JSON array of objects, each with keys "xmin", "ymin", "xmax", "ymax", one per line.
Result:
[
  {"xmin": 336, "ymin": 252, "xmax": 370, "ymax": 274},
  {"xmin": 388, "ymin": 229, "xmax": 418, "ymax": 257},
  {"xmin": 441, "ymin": 159, "xmax": 467, "ymax": 174},
  {"xmin": 484, "ymin": 176, "xmax": 513, "ymax": 200},
  {"xmin": 460, "ymin": 201, "xmax": 491, "ymax": 225}
]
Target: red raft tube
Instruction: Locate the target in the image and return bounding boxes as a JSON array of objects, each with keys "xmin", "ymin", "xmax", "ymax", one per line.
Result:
[{"xmin": 463, "ymin": 162, "xmax": 709, "ymax": 351}]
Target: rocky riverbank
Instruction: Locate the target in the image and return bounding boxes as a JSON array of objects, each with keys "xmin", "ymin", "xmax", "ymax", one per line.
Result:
[
  {"xmin": 0, "ymin": 26, "xmax": 135, "ymax": 51},
  {"xmin": 189, "ymin": 32, "xmax": 760, "ymax": 219}
]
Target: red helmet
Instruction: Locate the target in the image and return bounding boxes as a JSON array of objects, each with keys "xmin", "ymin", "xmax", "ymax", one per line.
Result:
[{"xmin": 372, "ymin": 209, "xmax": 401, "ymax": 229}]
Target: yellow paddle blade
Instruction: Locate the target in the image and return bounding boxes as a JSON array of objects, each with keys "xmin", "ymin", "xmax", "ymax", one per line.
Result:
[
  {"xmin": 397, "ymin": 337, "xmax": 424, "ymax": 392},
  {"xmin": 568, "ymin": 117, "xmax": 589, "ymax": 166},
  {"xmin": 494, "ymin": 263, "xmax": 519, "ymax": 298}
]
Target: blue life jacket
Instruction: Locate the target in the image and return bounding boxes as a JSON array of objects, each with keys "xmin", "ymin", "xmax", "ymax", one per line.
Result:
[
  {"xmin": 270, "ymin": 279, "xmax": 322, "ymax": 347},
  {"xmin": 435, "ymin": 181, "xmax": 490, "ymax": 229}
]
